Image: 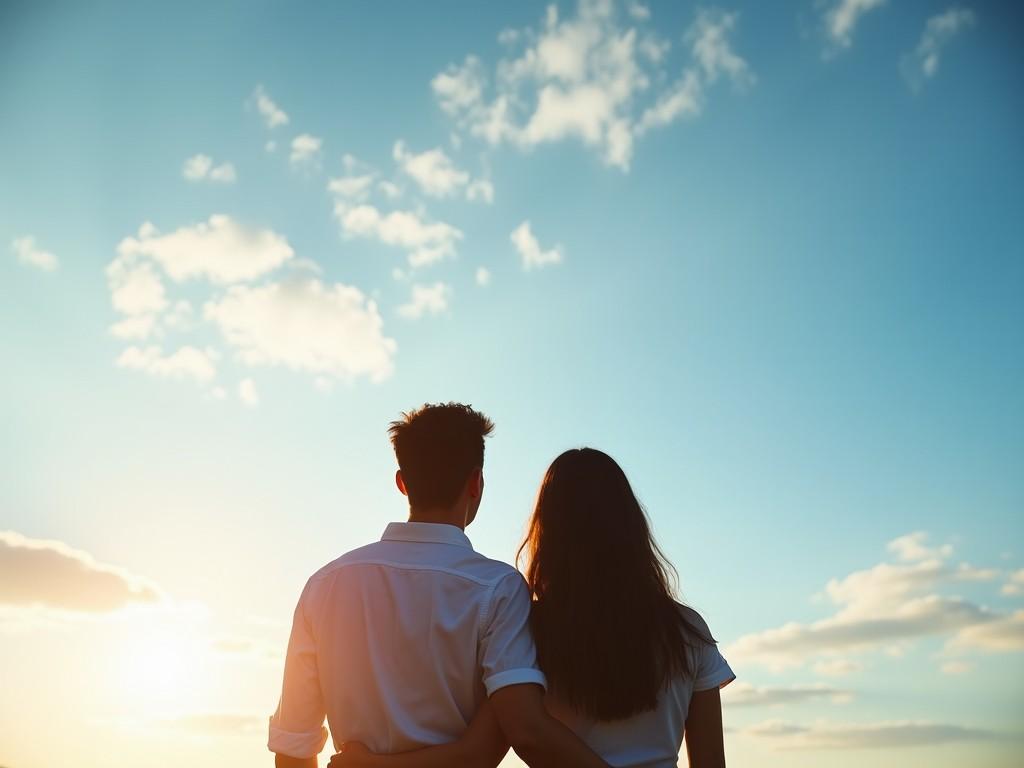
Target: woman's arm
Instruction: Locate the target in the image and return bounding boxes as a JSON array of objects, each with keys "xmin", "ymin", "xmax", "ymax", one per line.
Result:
[
  {"xmin": 684, "ymin": 687, "xmax": 726, "ymax": 768},
  {"xmin": 328, "ymin": 701, "xmax": 508, "ymax": 768}
]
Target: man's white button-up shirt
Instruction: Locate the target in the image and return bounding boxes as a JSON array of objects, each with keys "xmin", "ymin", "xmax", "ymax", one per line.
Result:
[{"xmin": 268, "ymin": 521, "xmax": 547, "ymax": 758}]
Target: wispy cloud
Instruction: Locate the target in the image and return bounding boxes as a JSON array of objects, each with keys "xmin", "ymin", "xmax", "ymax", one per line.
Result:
[
  {"xmin": 0, "ymin": 531, "xmax": 159, "ymax": 612},
  {"xmin": 182, "ymin": 154, "xmax": 237, "ymax": 184},
  {"xmin": 11, "ymin": 235, "xmax": 58, "ymax": 272},
  {"xmin": 290, "ymin": 133, "xmax": 323, "ymax": 169},
  {"xmin": 724, "ymin": 682, "xmax": 852, "ymax": 708},
  {"xmin": 744, "ymin": 718, "xmax": 997, "ymax": 750},
  {"xmin": 251, "ymin": 85, "xmax": 290, "ymax": 129},
  {"xmin": 901, "ymin": 8, "xmax": 976, "ymax": 90},
  {"xmin": 397, "ymin": 282, "xmax": 451, "ymax": 319},
  {"xmin": 821, "ymin": 0, "xmax": 887, "ymax": 52}
]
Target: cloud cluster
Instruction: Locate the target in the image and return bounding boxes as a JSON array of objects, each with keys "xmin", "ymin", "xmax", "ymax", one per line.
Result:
[
  {"xmin": 106, "ymin": 216, "xmax": 397, "ymax": 399},
  {"xmin": 727, "ymin": 532, "xmax": 1016, "ymax": 671},
  {"xmin": 333, "ymin": 203, "xmax": 463, "ymax": 268},
  {"xmin": 392, "ymin": 141, "xmax": 492, "ymax": 202},
  {"xmin": 431, "ymin": 1, "xmax": 752, "ymax": 170},
  {"xmin": 0, "ymin": 531, "xmax": 159, "ymax": 612}
]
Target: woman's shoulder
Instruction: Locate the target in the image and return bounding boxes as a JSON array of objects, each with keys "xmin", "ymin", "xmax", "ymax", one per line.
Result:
[{"xmin": 674, "ymin": 602, "xmax": 716, "ymax": 644}]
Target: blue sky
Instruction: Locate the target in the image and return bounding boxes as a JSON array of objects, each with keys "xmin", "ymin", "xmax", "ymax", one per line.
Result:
[{"xmin": 1, "ymin": 1, "xmax": 1022, "ymax": 766}]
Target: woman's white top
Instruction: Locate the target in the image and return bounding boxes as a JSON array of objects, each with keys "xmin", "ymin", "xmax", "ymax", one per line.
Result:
[{"xmin": 546, "ymin": 607, "xmax": 735, "ymax": 768}]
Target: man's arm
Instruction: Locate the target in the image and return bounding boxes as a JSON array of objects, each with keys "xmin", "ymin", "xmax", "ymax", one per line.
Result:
[
  {"xmin": 489, "ymin": 684, "xmax": 610, "ymax": 768},
  {"xmin": 269, "ymin": 580, "xmax": 329, "ymax": 764},
  {"xmin": 328, "ymin": 701, "xmax": 508, "ymax": 768},
  {"xmin": 684, "ymin": 687, "xmax": 726, "ymax": 768}
]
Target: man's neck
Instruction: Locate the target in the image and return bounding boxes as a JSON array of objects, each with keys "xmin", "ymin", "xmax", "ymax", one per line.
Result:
[{"xmin": 407, "ymin": 507, "xmax": 466, "ymax": 530}]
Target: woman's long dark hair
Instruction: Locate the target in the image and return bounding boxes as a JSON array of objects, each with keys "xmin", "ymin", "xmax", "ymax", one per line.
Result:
[{"xmin": 517, "ymin": 447, "xmax": 713, "ymax": 721}]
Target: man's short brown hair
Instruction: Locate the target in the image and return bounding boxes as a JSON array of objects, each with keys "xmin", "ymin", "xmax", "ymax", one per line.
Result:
[{"xmin": 388, "ymin": 403, "xmax": 495, "ymax": 509}]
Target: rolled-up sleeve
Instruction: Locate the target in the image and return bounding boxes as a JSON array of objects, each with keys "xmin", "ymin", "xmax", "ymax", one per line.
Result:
[
  {"xmin": 268, "ymin": 581, "xmax": 329, "ymax": 758},
  {"xmin": 479, "ymin": 572, "xmax": 547, "ymax": 696}
]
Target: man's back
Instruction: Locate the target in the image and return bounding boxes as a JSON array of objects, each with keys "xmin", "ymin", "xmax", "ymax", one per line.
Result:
[{"xmin": 268, "ymin": 522, "xmax": 545, "ymax": 758}]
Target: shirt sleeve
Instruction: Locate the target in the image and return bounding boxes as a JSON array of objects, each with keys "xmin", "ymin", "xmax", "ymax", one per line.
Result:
[
  {"xmin": 268, "ymin": 580, "xmax": 329, "ymax": 758},
  {"xmin": 693, "ymin": 641, "xmax": 736, "ymax": 692},
  {"xmin": 478, "ymin": 572, "xmax": 548, "ymax": 696}
]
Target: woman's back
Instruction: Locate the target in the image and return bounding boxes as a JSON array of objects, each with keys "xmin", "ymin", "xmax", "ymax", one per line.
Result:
[{"xmin": 545, "ymin": 606, "xmax": 734, "ymax": 768}]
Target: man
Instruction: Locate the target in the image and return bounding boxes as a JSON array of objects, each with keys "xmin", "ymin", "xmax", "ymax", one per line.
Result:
[{"xmin": 269, "ymin": 403, "xmax": 609, "ymax": 768}]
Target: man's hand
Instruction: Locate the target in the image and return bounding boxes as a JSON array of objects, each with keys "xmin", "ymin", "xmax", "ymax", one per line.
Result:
[{"xmin": 328, "ymin": 742, "xmax": 374, "ymax": 767}]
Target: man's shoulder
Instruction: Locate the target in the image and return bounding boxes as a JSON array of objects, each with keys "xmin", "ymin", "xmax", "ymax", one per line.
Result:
[
  {"xmin": 305, "ymin": 540, "xmax": 521, "ymax": 588},
  {"xmin": 306, "ymin": 540, "xmax": 388, "ymax": 583}
]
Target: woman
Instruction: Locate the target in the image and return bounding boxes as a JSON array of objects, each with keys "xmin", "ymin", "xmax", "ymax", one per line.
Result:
[{"xmin": 333, "ymin": 448, "xmax": 734, "ymax": 767}]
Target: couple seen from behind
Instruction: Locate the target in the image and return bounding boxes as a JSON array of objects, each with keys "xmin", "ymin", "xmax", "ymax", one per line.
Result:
[{"xmin": 269, "ymin": 403, "xmax": 734, "ymax": 768}]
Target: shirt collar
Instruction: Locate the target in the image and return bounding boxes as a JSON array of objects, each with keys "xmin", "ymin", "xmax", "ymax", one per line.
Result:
[{"xmin": 381, "ymin": 521, "xmax": 473, "ymax": 550}]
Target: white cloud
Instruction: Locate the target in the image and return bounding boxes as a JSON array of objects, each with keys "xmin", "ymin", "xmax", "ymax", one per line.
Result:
[
  {"xmin": 475, "ymin": 266, "xmax": 491, "ymax": 286},
  {"xmin": 0, "ymin": 531, "xmax": 160, "ymax": 612},
  {"xmin": 327, "ymin": 173, "xmax": 376, "ymax": 201},
  {"xmin": 109, "ymin": 315, "xmax": 158, "ymax": 340},
  {"xmin": 182, "ymin": 154, "xmax": 236, "ymax": 184},
  {"xmin": 115, "ymin": 216, "xmax": 293, "ymax": 285},
  {"xmin": 430, "ymin": 2, "xmax": 751, "ymax": 171},
  {"xmin": 511, "ymin": 221, "xmax": 563, "ymax": 270},
  {"xmin": 1001, "ymin": 569, "xmax": 1024, "ymax": 596},
  {"xmin": 723, "ymin": 682, "xmax": 851, "ymax": 708},
  {"xmin": 397, "ymin": 282, "xmax": 451, "ymax": 319},
  {"xmin": 888, "ymin": 531, "xmax": 953, "ymax": 562},
  {"xmin": 823, "ymin": 0, "xmax": 887, "ymax": 50},
  {"xmin": 393, "ymin": 140, "xmax": 470, "ymax": 197},
  {"xmin": 204, "ymin": 278, "xmax": 396, "ymax": 383},
  {"xmin": 334, "ymin": 204, "xmax": 463, "ymax": 267},
  {"xmin": 727, "ymin": 533, "xmax": 1010, "ymax": 670},
  {"xmin": 744, "ymin": 719, "xmax": 995, "ymax": 750},
  {"xmin": 116, "ymin": 345, "xmax": 218, "ymax": 384},
  {"xmin": 106, "ymin": 256, "xmax": 168, "ymax": 316},
  {"xmin": 11, "ymin": 235, "xmax": 58, "ymax": 272},
  {"xmin": 252, "ymin": 85, "xmax": 289, "ymax": 128},
  {"xmin": 290, "ymin": 133, "xmax": 323, "ymax": 168},
  {"xmin": 238, "ymin": 378, "xmax": 259, "ymax": 407},
  {"xmin": 902, "ymin": 8, "xmax": 976, "ymax": 89},
  {"xmin": 949, "ymin": 611, "xmax": 1024, "ymax": 652}
]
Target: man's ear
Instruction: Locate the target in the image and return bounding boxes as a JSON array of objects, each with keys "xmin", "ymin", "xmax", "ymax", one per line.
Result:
[
  {"xmin": 468, "ymin": 467, "xmax": 483, "ymax": 499},
  {"xmin": 395, "ymin": 469, "xmax": 408, "ymax": 497}
]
